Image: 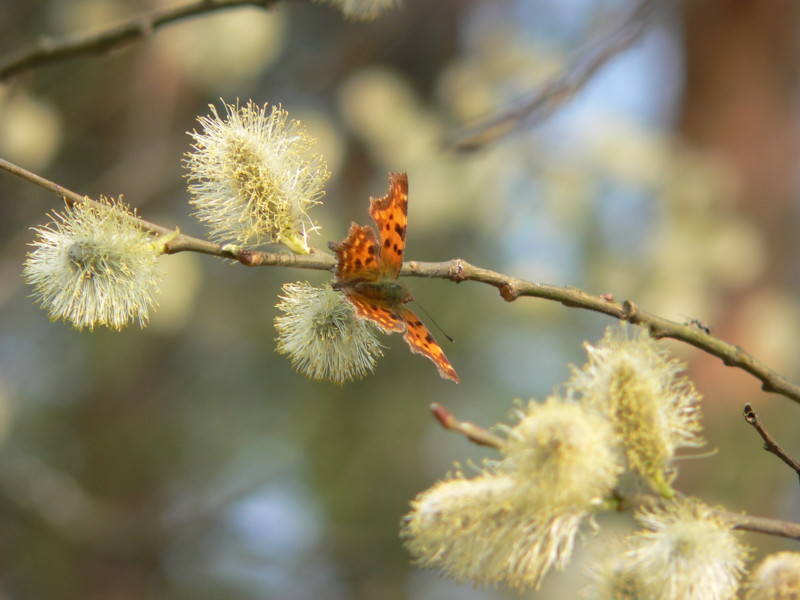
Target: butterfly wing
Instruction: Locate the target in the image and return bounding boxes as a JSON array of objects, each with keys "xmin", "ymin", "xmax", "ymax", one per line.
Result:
[
  {"xmin": 368, "ymin": 172, "xmax": 408, "ymax": 279},
  {"xmin": 330, "ymin": 173, "xmax": 458, "ymax": 381},
  {"xmin": 328, "ymin": 223, "xmax": 404, "ymax": 333},
  {"xmin": 328, "ymin": 222, "xmax": 381, "ymax": 282},
  {"xmin": 398, "ymin": 305, "xmax": 459, "ymax": 383},
  {"xmin": 342, "ymin": 293, "xmax": 405, "ymax": 333}
]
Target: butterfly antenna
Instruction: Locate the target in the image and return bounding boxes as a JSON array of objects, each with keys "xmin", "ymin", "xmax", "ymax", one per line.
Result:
[{"xmin": 411, "ymin": 300, "xmax": 455, "ymax": 343}]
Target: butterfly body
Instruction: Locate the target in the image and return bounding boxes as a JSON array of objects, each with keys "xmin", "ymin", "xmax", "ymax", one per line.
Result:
[
  {"xmin": 350, "ymin": 280, "xmax": 411, "ymax": 304},
  {"xmin": 329, "ymin": 173, "xmax": 459, "ymax": 383}
]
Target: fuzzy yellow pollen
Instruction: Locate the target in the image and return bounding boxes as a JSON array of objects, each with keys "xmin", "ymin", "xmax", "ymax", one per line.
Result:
[
  {"xmin": 567, "ymin": 323, "xmax": 704, "ymax": 496},
  {"xmin": 403, "ymin": 397, "xmax": 622, "ymax": 592},
  {"xmin": 621, "ymin": 498, "xmax": 749, "ymax": 600},
  {"xmin": 23, "ymin": 198, "xmax": 162, "ymax": 330},
  {"xmin": 185, "ymin": 100, "xmax": 330, "ymax": 252},
  {"xmin": 312, "ymin": 0, "xmax": 401, "ymax": 21},
  {"xmin": 274, "ymin": 282, "xmax": 383, "ymax": 384},
  {"xmin": 403, "ymin": 474, "xmax": 585, "ymax": 591},
  {"xmin": 745, "ymin": 552, "xmax": 800, "ymax": 600},
  {"xmin": 500, "ymin": 397, "xmax": 622, "ymax": 510},
  {"xmin": 584, "ymin": 547, "xmax": 661, "ymax": 600}
]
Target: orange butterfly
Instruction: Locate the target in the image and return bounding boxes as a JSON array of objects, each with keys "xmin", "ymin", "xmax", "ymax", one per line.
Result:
[{"xmin": 329, "ymin": 173, "xmax": 459, "ymax": 383}]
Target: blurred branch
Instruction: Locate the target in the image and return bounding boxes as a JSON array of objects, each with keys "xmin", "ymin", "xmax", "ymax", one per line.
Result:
[
  {"xmin": 447, "ymin": 0, "xmax": 662, "ymax": 152},
  {"xmin": 729, "ymin": 511, "xmax": 800, "ymax": 541},
  {"xmin": 743, "ymin": 403, "xmax": 800, "ymax": 482},
  {"xmin": 5, "ymin": 155, "xmax": 800, "ymax": 406},
  {"xmin": 0, "ymin": 446, "xmax": 278, "ymax": 558},
  {"xmin": 430, "ymin": 403, "xmax": 507, "ymax": 449},
  {"xmin": 0, "ymin": 0, "xmax": 278, "ymax": 80},
  {"xmin": 0, "ymin": 449, "xmax": 156, "ymax": 557},
  {"xmin": 628, "ymin": 494, "xmax": 800, "ymax": 541}
]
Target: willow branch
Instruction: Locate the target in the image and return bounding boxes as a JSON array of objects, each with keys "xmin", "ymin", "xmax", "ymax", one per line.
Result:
[
  {"xmin": 447, "ymin": 0, "xmax": 661, "ymax": 152},
  {"xmin": 729, "ymin": 511, "xmax": 800, "ymax": 540},
  {"xmin": 410, "ymin": 259, "xmax": 800, "ymax": 405},
  {"xmin": 4, "ymin": 155, "xmax": 800, "ymax": 406},
  {"xmin": 630, "ymin": 493, "xmax": 800, "ymax": 541},
  {"xmin": 1, "ymin": 157, "xmax": 233, "ymax": 258},
  {"xmin": 430, "ymin": 403, "xmax": 507, "ymax": 449},
  {"xmin": 743, "ymin": 403, "xmax": 800, "ymax": 482},
  {"xmin": 0, "ymin": 0, "xmax": 278, "ymax": 80}
]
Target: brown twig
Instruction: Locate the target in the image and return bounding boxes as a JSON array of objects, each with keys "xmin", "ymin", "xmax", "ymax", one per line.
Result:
[
  {"xmin": 5, "ymin": 155, "xmax": 800, "ymax": 406},
  {"xmin": 411, "ymin": 260, "xmax": 800, "ymax": 405},
  {"xmin": 729, "ymin": 510, "xmax": 800, "ymax": 540},
  {"xmin": 0, "ymin": 156, "xmax": 235, "ymax": 258},
  {"xmin": 447, "ymin": 0, "xmax": 661, "ymax": 152},
  {"xmin": 430, "ymin": 403, "xmax": 506, "ymax": 449},
  {"xmin": 743, "ymin": 403, "xmax": 800, "ymax": 483},
  {"xmin": 627, "ymin": 493, "xmax": 800, "ymax": 541},
  {"xmin": 0, "ymin": 0, "xmax": 277, "ymax": 80}
]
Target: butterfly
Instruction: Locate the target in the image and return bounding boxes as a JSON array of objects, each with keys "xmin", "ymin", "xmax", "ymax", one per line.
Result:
[{"xmin": 328, "ymin": 173, "xmax": 459, "ymax": 383}]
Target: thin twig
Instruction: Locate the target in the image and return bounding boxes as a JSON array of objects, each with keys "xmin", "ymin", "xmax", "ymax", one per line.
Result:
[
  {"xmin": 729, "ymin": 510, "xmax": 800, "ymax": 540},
  {"xmin": 4, "ymin": 155, "xmax": 800, "ymax": 406},
  {"xmin": 447, "ymin": 0, "xmax": 661, "ymax": 152},
  {"xmin": 629, "ymin": 494, "xmax": 800, "ymax": 541},
  {"xmin": 430, "ymin": 403, "xmax": 506, "ymax": 449},
  {"xmin": 0, "ymin": 156, "xmax": 234, "ymax": 258},
  {"xmin": 743, "ymin": 403, "xmax": 800, "ymax": 483},
  {"xmin": 0, "ymin": 0, "xmax": 277, "ymax": 80}
]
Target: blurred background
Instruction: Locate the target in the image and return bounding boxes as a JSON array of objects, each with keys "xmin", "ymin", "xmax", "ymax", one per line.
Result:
[{"xmin": 1, "ymin": 0, "xmax": 799, "ymax": 598}]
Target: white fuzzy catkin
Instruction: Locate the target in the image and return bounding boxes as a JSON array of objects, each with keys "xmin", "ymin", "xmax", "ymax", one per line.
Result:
[
  {"xmin": 275, "ymin": 282, "xmax": 383, "ymax": 384},
  {"xmin": 24, "ymin": 198, "xmax": 162, "ymax": 330},
  {"xmin": 185, "ymin": 100, "xmax": 329, "ymax": 253}
]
